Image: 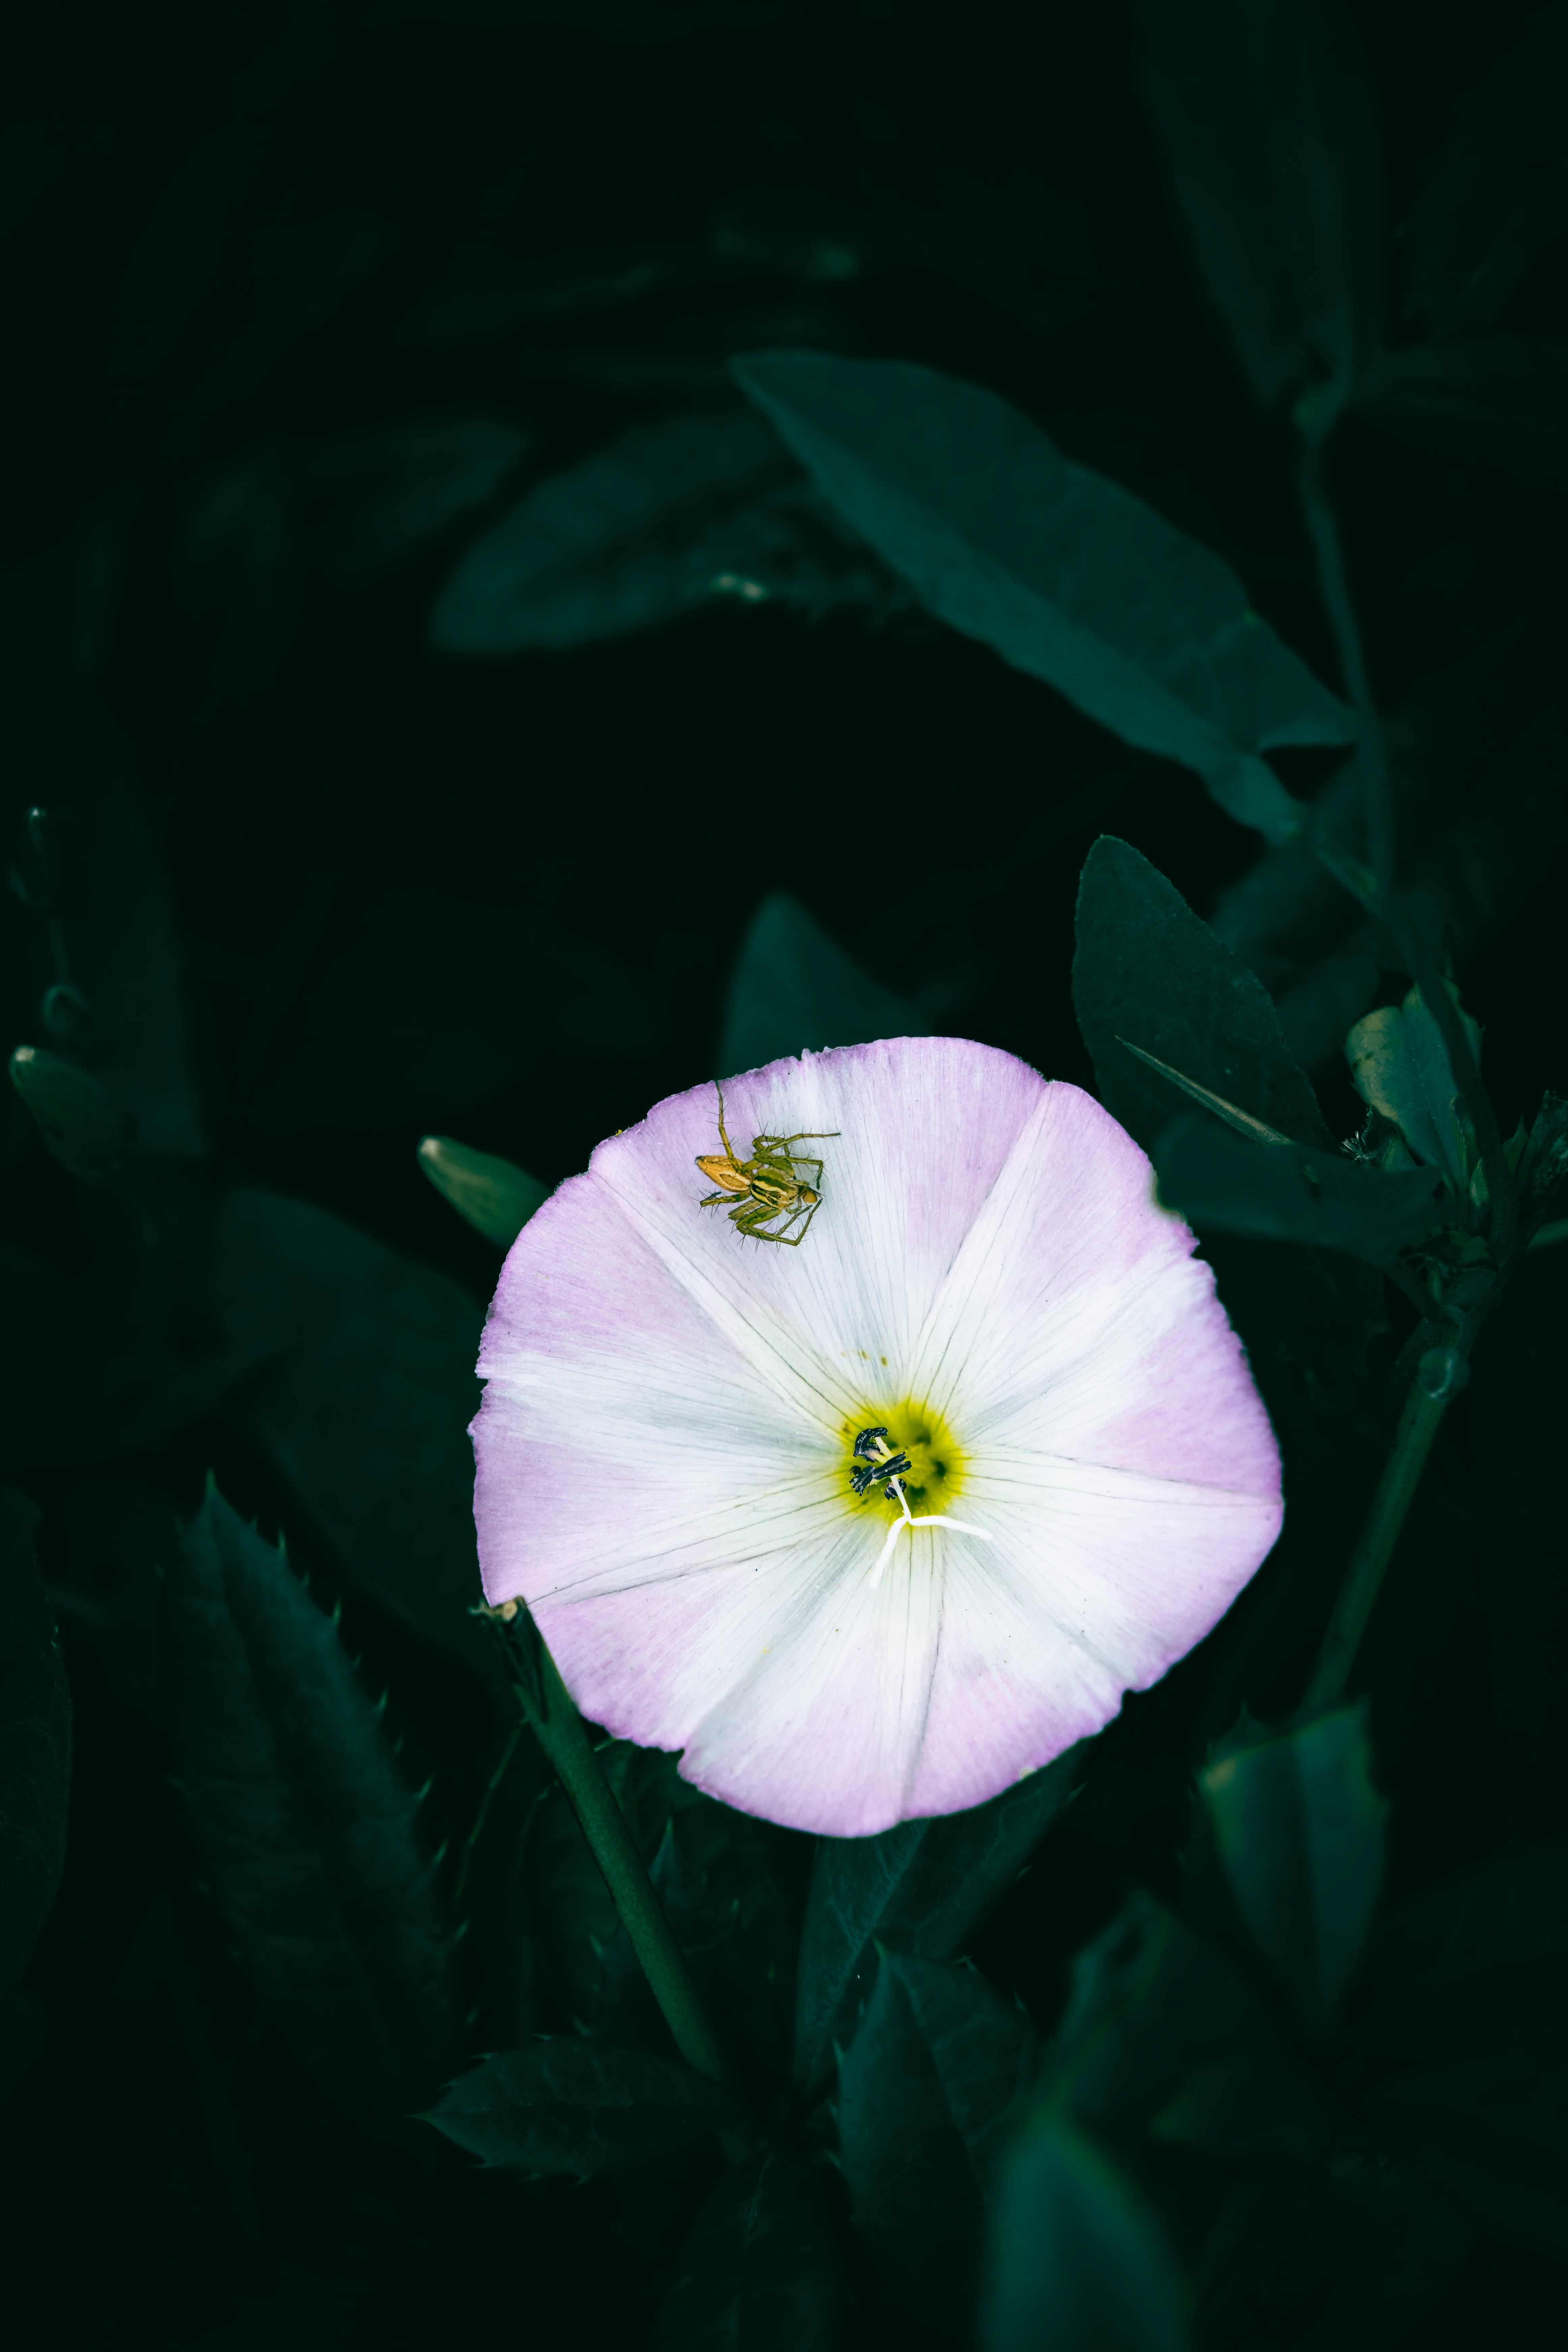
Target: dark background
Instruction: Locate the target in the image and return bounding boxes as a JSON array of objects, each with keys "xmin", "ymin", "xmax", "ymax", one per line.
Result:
[{"xmin": 3, "ymin": 4, "xmax": 1565, "ymax": 2347}]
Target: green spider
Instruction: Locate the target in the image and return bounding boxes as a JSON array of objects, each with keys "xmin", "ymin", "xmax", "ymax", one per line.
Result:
[{"xmin": 694, "ymin": 1081, "xmax": 839, "ymax": 1246}]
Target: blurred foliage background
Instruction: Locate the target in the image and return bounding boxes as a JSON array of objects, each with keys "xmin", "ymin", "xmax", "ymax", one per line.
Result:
[{"xmin": 3, "ymin": 2, "xmax": 1567, "ymax": 2346}]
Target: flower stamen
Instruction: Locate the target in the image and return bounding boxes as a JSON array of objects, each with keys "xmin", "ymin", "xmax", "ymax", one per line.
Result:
[{"xmin": 854, "ymin": 1429, "xmax": 991, "ymax": 1589}]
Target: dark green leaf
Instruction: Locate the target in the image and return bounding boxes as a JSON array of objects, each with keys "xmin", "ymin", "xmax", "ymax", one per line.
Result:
[
  {"xmin": 315, "ymin": 420, "xmax": 531, "ymax": 583},
  {"xmin": 980, "ymin": 2114, "xmax": 1187, "ymax": 2352},
  {"xmin": 114, "ymin": 1479, "xmax": 457, "ymax": 2110},
  {"xmin": 524, "ymin": 1740, "xmax": 693, "ymax": 2025},
  {"xmin": 838, "ymin": 1952, "xmax": 1040, "ymax": 2328},
  {"xmin": 7, "ymin": 1046, "xmax": 127, "ymax": 1177},
  {"xmin": 1137, "ymin": 0, "xmax": 1382, "ymax": 410},
  {"xmin": 430, "ymin": 405, "xmax": 790, "ymax": 650},
  {"xmin": 733, "ymin": 351, "xmax": 1350, "ymax": 840},
  {"xmin": 211, "ymin": 1187, "xmax": 500, "ymax": 1683},
  {"xmin": 720, "ymin": 894, "xmax": 925, "ymax": 1077},
  {"xmin": 1366, "ymin": 337, "xmax": 1568, "ymax": 480},
  {"xmin": 1400, "ymin": 5, "xmax": 1568, "ymax": 335},
  {"xmin": 416, "ymin": 1135, "xmax": 548, "ymax": 1248},
  {"xmin": 0, "ymin": 1490, "xmax": 71, "ymax": 1987},
  {"xmin": 1199, "ymin": 1706, "xmax": 1386, "ymax": 2028},
  {"xmin": 425, "ymin": 2038, "xmax": 740, "ymax": 2174},
  {"xmin": 1049, "ymin": 1893, "xmax": 1335, "ymax": 2158},
  {"xmin": 1210, "ymin": 763, "xmax": 1367, "ymax": 1004},
  {"xmin": 1215, "ymin": 635, "xmax": 1565, "ymax": 1071},
  {"xmin": 652, "ymin": 2149, "xmax": 843, "ymax": 2352},
  {"xmin": 1072, "ymin": 836, "xmax": 1330, "ymax": 1157},
  {"xmin": 1154, "ymin": 1118, "xmax": 1448, "ymax": 1259},
  {"xmin": 794, "ymin": 1749, "xmax": 1077, "ymax": 2088},
  {"xmin": 604, "ymin": 1800, "xmax": 793, "ymax": 2077},
  {"xmin": 688, "ymin": 476, "xmax": 913, "ymax": 624},
  {"xmin": 253, "ymin": 888, "xmax": 663, "ymax": 1129},
  {"xmin": 1345, "ymin": 983, "xmax": 1481, "ymax": 1191},
  {"xmin": 1360, "ymin": 1841, "xmax": 1568, "ymax": 2258}
]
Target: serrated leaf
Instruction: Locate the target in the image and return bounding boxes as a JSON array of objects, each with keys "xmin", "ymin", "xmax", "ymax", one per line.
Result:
[
  {"xmin": 1049, "ymin": 1892, "xmax": 1335, "ymax": 2159},
  {"xmin": 524, "ymin": 1740, "xmax": 690, "ymax": 2025},
  {"xmin": 425, "ymin": 2038, "xmax": 740, "ymax": 2173},
  {"xmin": 1136, "ymin": 0, "xmax": 1382, "ymax": 411},
  {"xmin": 1199, "ymin": 1705, "xmax": 1386, "ymax": 2028},
  {"xmin": 733, "ymin": 350, "xmax": 1350, "ymax": 840},
  {"xmin": 595, "ymin": 1796, "xmax": 793, "ymax": 2079},
  {"xmin": 1154, "ymin": 1118, "xmax": 1448, "ymax": 1260},
  {"xmin": 652, "ymin": 2148, "xmax": 843, "ymax": 2352},
  {"xmin": 838, "ymin": 1953, "xmax": 1040, "ymax": 2328},
  {"xmin": 114, "ymin": 1479, "xmax": 457, "ymax": 2109},
  {"xmin": 211, "ymin": 1188, "xmax": 499, "ymax": 1683},
  {"xmin": 980, "ymin": 2114, "xmax": 1187, "ymax": 2352},
  {"xmin": 0, "ymin": 1490, "xmax": 71, "ymax": 1988},
  {"xmin": 1400, "ymin": 5, "xmax": 1568, "ymax": 335},
  {"xmin": 794, "ymin": 1749, "xmax": 1077, "ymax": 2089},
  {"xmin": 1072, "ymin": 836, "xmax": 1330, "ymax": 1157},
  {"xmin": 720, "ymin": 894, "xmax": 925, "ymax": 1077},
  {"xmin": 431, "ymin": 405, "xmax": 790, "ymax": 650},
  {"xmin": 1345, "ymin": 983, "xmax": 1481, "ymax": 1192}
]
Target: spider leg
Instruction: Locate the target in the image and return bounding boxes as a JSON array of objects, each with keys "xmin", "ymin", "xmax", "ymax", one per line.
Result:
[
  {"xmin": 714, "ymin": 1081, "xmax": 736, "ymax": 1162},
  {"xmin": 766, "ymin": 1199, "xmax": 817, "ymax": 1246},
  {"xmin": 730, "ymin": 1196, "xmax": 797, "ymax": 1245},
  {"xmin": 752, "ymin": 1129, "xmax": 840, "ymax": 1150}
]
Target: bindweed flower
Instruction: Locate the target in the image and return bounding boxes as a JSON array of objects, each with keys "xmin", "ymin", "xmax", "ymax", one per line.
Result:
[{"xmin": 472, "ymin": 1039, "xmax": 1281, "ymax": 1836}]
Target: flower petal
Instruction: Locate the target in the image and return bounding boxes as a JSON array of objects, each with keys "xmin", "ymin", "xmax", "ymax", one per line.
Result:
[{"xmin": 472, "ymin": 1040, "xmax": 1281, "ymax": 1836}]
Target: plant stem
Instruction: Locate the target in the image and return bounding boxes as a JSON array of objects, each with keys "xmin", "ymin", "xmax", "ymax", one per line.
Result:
[
  {"xmin": 1298, "ymin": 426, "xmax": 1394, "ymax": 911},
  {"xmin": 1303, "ymin": 1374, "xmax": 1449, "ymax": 1711},
  {"xmin": 1297, "ymin": 422, "xmax": 1518, "ymax": 1266},
  {"xmin": 493, "ymin": 1619, "xmax": 748, "ymax": 2155}
]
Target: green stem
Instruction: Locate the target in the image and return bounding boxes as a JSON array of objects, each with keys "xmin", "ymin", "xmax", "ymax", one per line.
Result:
[
  {"xmin": 495, "ymin": 1621, "xmax": 748, "ymax": 2156},
  {"xmin": 1298, "ymin": 425, "xmax": 1394, "ymax": 910},
  {"xmin": 529, "ymin": 1652, "xmax": 727, "ymax": 2083},
  {"xmin": 1303, "ymin": 1374, "xmax": 1449, "ymax": 1712},
  {"xmin": 1297, "ymin": 421, "xmax": 1518, "ymax": 1267}
]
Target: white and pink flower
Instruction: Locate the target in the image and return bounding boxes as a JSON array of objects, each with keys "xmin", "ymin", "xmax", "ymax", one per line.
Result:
[{"xmin": 472, "ymin": 1038, "xmax": 1281, "ymax": 1837}]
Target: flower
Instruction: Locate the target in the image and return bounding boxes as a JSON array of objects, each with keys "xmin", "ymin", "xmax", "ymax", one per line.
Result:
[{"xmin": 472, "ymin": 1038, "xmax": 1281, "ymax": 1837}]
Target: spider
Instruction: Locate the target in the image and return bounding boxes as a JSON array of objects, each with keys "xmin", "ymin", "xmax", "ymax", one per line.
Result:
[{"xmin": 694, "ymin": 1081, "xmax": 839, "ymax": 1246}]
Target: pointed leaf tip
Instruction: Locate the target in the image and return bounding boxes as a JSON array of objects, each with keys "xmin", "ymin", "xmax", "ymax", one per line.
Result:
[
  {"xmin": 417, "ymin": 1134, "xmax": 548, "ymax": 1248},
  {"xmin": 733, "ymin": 351, "xmax": 1348, "ymax": 840}
]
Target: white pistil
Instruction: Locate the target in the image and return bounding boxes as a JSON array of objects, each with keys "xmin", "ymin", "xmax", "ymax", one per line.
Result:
[{"xmin": 864, "ymin": 1441, "xmax": 991, "ymax": 1591}]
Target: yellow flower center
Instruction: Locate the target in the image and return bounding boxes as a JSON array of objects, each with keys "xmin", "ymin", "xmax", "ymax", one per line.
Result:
[{"xmin": 840, "ymin": 1400, "xmax": 966, "ymax": 1519}]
